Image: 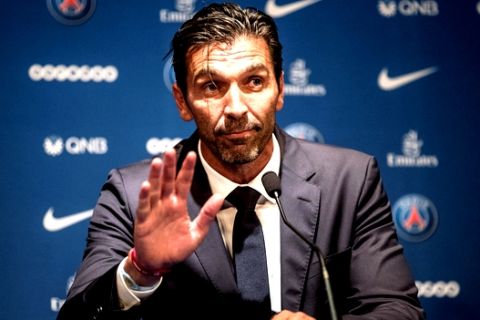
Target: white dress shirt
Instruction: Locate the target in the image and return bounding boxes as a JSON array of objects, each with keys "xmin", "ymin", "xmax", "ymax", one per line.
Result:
[
  {"xmin": 117, "ymin": 134, "xmax": 282, "ymax": 312},
  {"xmin": 200, "ymin": 135, "xmax": 282, "ymax": 312}
]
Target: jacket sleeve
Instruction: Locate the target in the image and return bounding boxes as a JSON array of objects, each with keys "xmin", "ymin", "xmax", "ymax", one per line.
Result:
[
  {"xmin": 342, "ymin": 157, "xmax": 425, "ymax": 319},
  {"xmin": 57, "ymin": 166, "xmax": 146, "ymax": 320}
]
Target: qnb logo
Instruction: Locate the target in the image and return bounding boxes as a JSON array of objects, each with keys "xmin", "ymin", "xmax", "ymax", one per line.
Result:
[
  {"xmin": 146, "ymin": 137, "xmax": 182, "ymax": 155},
  {"xmin": 378, "ymin": 1, "xmax": 439, "ymax": 17},
  {"xmin": 392, "ymin": 194, "xmax": 438, "ymax": 242},
  {"xmin": 160, "ymin": 0, "xmax": 196, "ymax": 23},
  {"xmin": 47, "ymin": 0, "xmax": 96, "ymax": 25},
  {"xmin": 284, "ymin": 123, "xmax": 325, "ymax": 144},
  {"xmin": 284, "ymin": 59, "xmax": 326, "ymax": 97},
  {"xmin": 416, "ymin": 281, "xmax": 460, "ymax": 298},
  {"xmin": 43, "ymin": 136, "xmax": 108, "ymax": 156},
  {"xmin": 28, "ymin": 64, "xmax": 118, "ymax": 82},
  {"xmin": 43, "ymin": 136, "xmax": 64, "ymax": 157},
  {"xmin": 387, "ymin": 130, "xmax": 439, "ymax": 167}
]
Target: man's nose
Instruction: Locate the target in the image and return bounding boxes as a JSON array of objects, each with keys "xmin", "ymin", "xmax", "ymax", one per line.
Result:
[{"xmin": 224, "ymin": 85, "xmax": 248, "ymax": 118}]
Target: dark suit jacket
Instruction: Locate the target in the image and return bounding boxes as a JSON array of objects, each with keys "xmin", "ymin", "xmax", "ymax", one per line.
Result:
[{"xmin": 58, "ymin": 128, "xmax": 424, "ymax": 320}]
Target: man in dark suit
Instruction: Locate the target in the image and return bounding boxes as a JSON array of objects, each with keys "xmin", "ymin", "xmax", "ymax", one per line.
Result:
[{"xmin": 58, "ymin": 3, "xmax": 424, "ymax": 319}]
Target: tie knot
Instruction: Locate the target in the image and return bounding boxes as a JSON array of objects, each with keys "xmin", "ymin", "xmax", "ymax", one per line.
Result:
[{"xmin": 227, "ymin": 186, "xmax": 261, "ymax": 211}]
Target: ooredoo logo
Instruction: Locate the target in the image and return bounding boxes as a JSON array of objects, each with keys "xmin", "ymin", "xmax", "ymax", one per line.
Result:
[
  {"xmin": 415, "ymin": 281, "xmax": 460, "ymax": 298},
  {"xmin": 43, "ymin": 136, "xmax": 108, "ymax": 156},
  {"xmin": 47, "ymin": 0, "xmax": 96, "ymax": 25},
  {"xmin": 146, "ymin": 137, "xmax": 182, "ymax": 155},
  {"xmin": 392, "ymin": 194, "xmax": 439, "ymax": 242},
  {"xmin": 29, "ymin": 64, "xmax": 118, "ymax": 82}
]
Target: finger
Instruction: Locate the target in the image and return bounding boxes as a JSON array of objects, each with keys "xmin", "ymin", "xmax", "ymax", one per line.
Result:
[
  {"xmin": 271, "ymin": 310, "xmax": 293, "ymax": 320},
  {"xmin": 191, "ymin": 194, "xmax": 224, "ymax": 240},
  {"xmin": 161, "ymin": 149, "xmax": 177, "ymax": 198},
  {"xmin": 176, "ymin": 151, "xmax": 196, "ymax": 199},
  {"xmin": 292, "ymin": 312, "xmax": 314, "ymax": 320},
  {"xmin": 136, "ymin": 181, "xmax": 151, "ymax": 223},
  {"xmin": 148, "ymin": 157, "xmax": 163, "ymax": 209},
  {"xmin": 277, "ymin": 311, "xmax": 313, "ymax": 320},
  {"xmin": 271, "ymin": 312, "xmax": 285, "ymax": 320}
]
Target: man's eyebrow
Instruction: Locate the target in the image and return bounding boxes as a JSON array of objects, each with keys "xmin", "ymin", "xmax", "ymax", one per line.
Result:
[
  {"xmin": 192, "ymin": 63, "xmax": 270, "ymax": 82},
  {"xmin": 244, "ymin": 63, "xmax": 270, "ymax": 74},
  {"xmin": 193, "ymin": 68, "xmax": 217, "ymax": 83}
]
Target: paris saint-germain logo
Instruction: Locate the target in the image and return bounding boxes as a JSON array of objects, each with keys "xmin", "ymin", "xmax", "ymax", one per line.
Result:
[
  {"xmin": 284, "ymin": 123, "xmax": 325, "ymax": 144},
  {"xmin": 163, "ymin": 57, "xmax": 176, "ymax": 92},
  {"xmin": 47, "ymin": 0, "xmax": 96, "ymax": 25},
  {"xmin": 392, "ymin": 194, "xmax": 438, "ymax": 242}
]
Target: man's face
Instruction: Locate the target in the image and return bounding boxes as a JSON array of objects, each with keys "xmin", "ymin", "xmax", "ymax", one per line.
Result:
[{"xmin": 173, "ymin": 36, "xmax": 284, "ymax": 166}]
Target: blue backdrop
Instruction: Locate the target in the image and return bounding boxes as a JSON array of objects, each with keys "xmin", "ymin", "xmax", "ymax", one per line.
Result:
[{"xmin": 1, "ymin": 1, "xmax": 479, "ymax": 319}]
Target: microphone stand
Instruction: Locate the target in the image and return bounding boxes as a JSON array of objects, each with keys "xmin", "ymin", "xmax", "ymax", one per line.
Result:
[{"xmin": 272, "ymin": 192, "xmax": 338, "ymax": 320}]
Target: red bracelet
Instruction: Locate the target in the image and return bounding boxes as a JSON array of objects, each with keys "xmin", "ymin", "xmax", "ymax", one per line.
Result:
[{"xmin": 128, "ymin": 248, "xmax": 170, "ymax": 277}]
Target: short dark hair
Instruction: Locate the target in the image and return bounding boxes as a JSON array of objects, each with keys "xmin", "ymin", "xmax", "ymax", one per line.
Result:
[{"xmin": 170, "ymin": 2, "xmax": 283, "ymax": 95}]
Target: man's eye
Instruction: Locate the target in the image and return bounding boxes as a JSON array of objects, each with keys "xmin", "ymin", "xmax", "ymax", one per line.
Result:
[
  {"xmin": 203, "ymin": 82, "xmax": 218, "ymax": 93},
  {"xmin": 249, "ymin": 77, "xmax": 264, "ymax": 89}
]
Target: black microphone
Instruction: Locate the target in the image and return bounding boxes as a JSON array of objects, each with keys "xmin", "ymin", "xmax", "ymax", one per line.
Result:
[{"xmin": 262, "ymin": 171, "xmax": 338, "ymax": 320}]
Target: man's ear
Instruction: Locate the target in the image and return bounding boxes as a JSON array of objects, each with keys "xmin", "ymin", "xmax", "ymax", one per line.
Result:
[
  {"xmin": 173, "ymin": 83, "xmax": 193, "ymax": 121},
  {"xmin": 276, "ymin": 72, "xmax": 285, "ymax": 111}
]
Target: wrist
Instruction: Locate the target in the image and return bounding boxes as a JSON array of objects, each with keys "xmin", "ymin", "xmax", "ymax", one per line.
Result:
[
  {"xmin": 120, "ymin": 260, "xmax": 157, "ymax": 292},
  {"xmin": 125, "ymin": 249, "xmax": 169, "ymax": 286},
  {"xmin": 128, "ymin": 248, "xmax": 170, "ymax": 276}
]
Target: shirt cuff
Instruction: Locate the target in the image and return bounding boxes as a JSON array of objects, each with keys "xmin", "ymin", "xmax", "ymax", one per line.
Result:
[{"xmin": 116, "ymin": 257, "xmax": 162, "ymax": 310}]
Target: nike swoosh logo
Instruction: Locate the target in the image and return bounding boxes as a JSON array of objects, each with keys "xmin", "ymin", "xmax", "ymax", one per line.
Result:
[
  {"xmin": 43, "ymin": 207, "xmax": 93, "ymax": 232},
  {"xmin": 378, "ymin": 66, "xmax": 438, "ymax": 91},
  {"xmin": 265, "ymin": 0, "xmax": 322, "ymax": 18}
]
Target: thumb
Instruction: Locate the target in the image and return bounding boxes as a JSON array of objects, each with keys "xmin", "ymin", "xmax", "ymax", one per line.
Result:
[{"xmin": 191, "ymin": 194, "xmax": 224, "ymax": 238}]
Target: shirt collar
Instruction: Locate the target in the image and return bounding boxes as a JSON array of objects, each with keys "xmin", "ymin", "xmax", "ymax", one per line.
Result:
[{"xmin": 198, "ymin": 134, "xmax": 281, "ymax": 204}]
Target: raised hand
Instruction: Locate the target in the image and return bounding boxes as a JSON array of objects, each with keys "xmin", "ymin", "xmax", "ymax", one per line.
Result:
[{"xmin": 127, "ymin": 149, "xmax": 224, "ymax": 284}]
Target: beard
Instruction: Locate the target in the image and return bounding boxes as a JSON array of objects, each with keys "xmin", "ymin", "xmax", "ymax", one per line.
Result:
[{"xmin": 198, "ymin": 112, "xmax": 275, "ymax": 165}]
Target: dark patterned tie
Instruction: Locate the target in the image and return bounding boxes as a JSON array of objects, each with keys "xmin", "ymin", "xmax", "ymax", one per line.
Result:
[{"xmin": 228, "ymin": 186, "xmax": 271, "ymax": 316}]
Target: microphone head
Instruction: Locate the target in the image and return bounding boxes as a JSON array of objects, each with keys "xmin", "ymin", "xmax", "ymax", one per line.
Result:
[{"xmin": 262, "ymin": 171, "xmax": 282, "ymax": 197}]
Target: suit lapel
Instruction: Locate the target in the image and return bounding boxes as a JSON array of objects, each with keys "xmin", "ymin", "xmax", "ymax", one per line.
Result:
[
  {"xmin": 176, "ymin": 132, "xmax": 238, "ymax": 295},
  {"xmin": 188, "ymin": 195, "xmax": 239, "ymax": 296},
  {"xmin": 277, "ymin": 130, "xmax": 321, "ymax": 311}
]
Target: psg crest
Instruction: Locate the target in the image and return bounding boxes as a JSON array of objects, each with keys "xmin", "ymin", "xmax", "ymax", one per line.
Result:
[
  {"xmin": 47, "ymin": 0, "xmax": 96, "ymax": 25},
  {"xmin": 392, "ymin": 194, "xmax": 439, "ymax": 242}
]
